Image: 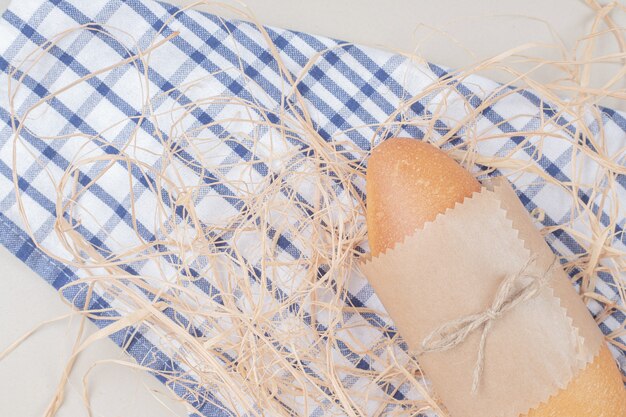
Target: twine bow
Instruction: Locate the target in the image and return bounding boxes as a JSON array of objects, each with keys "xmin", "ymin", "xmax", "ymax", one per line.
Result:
[{"xmin": 417, "ymin": 254, "xmax": 559, "ymax": 393}]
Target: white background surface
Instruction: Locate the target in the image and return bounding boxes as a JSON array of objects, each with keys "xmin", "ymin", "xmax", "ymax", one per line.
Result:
[{"xmin": 0, "ymin": 1, "xmax": 623, "ymax": 416}]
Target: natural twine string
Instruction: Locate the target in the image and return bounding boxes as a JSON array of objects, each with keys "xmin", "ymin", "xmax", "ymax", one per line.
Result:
[{"xmin": 417, "ymin": 255, "xmax": 560, "ymax": 393}]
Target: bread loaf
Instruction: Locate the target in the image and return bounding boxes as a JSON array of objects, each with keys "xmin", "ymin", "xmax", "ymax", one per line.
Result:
[{"xmin": 366, "ymin": 138, "xmax": 626, "ymax": 416}]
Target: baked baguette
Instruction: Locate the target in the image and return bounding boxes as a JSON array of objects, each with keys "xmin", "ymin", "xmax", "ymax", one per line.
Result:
[{"xmin": 366, "ymin": 138, "xmax": 626, "ymax": 416}]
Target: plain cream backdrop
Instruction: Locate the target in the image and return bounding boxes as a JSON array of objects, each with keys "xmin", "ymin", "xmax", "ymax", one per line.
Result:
[{"xmin": 0, "ymin": 0, "xmax": 623, "ymax": 416}]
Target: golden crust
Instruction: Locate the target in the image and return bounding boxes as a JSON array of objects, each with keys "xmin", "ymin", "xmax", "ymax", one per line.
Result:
[{"xmin": 366, "ymin": 138, "xmax": 480, "ymax": 256}]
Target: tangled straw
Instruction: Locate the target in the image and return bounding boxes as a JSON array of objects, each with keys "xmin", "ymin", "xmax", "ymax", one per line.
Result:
[{"xmin": 2, "ymin": 1, "xmax": 625, "ymax": 416}]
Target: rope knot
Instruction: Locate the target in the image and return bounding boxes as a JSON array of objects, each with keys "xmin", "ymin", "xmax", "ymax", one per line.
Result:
[
  {"xmin": 416, "ymin": 255, "xmax": 558, "ymax": 394},
  {"xmin": 484, "ymin": 308, "xmax": 500, "ymax": 321}
]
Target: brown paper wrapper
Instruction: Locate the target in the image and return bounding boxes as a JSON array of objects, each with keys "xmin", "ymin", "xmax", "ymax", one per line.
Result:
[{"xmin": 360, "ymin": 178, "xmax": 604, "ymax": 417}]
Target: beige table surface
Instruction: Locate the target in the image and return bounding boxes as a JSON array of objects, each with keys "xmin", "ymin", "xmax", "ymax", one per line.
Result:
[{"xmin": 0, "ymin": 1, "xmax": 623, "ymax": 416}]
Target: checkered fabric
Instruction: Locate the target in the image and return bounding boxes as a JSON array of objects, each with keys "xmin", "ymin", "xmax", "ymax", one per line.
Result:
[{"xmin": 0, "ymin": 0, "xmax": 625, "ymax": 416}]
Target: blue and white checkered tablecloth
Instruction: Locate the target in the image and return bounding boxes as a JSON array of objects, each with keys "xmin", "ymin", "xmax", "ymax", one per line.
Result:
[{"xmin": 0, "ymin": 0, "xmax": 625, "ymax": 416}]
